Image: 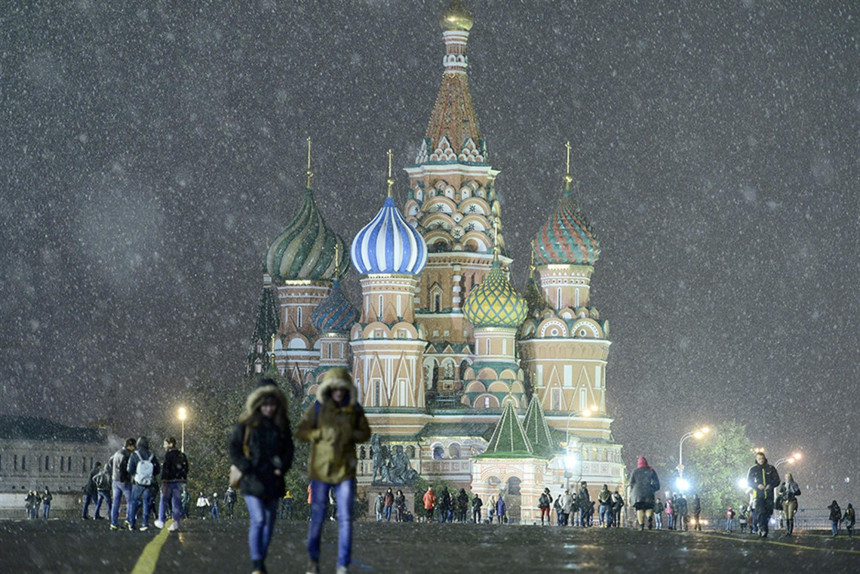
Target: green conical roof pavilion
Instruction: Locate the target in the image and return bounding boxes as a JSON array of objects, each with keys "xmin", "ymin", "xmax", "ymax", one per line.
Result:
[
  {"xmin": 478, "ymin": 402, "xmax": 533, "ymax": 458},
  {"xmin": 522, "ymin": 396, "xmax": 557, "ymax": 456}
]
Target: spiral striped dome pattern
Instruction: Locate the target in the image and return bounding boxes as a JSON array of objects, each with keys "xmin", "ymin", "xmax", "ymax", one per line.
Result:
[
  {"xmin": 463, "ymin": 261, "xmax": 527, "ymax": 328},
  {"xmin": 312, "ymin": 280, "xmax": 358, "ymax": 333},
  {"xmin": 533, "ymin": 189, "xmax": 600, "ymax": 266},
  {"xmin": 351, "ymin": 197, "xmax": 428, "ymax": 276},
  {"xmin": 265, "ymin": 188, "xmax": 348, "ymax": 281}
]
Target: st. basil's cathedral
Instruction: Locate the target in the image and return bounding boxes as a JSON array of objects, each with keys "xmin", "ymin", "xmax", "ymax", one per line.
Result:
[{"xmin": 246, "ymin": 1, "xmax": 625, "ymax": 522}]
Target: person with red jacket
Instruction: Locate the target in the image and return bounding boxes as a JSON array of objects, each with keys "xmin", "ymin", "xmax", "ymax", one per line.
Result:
[{"xmin": 423, "ymin": 487, "xmax": 436, "ymax": 522}]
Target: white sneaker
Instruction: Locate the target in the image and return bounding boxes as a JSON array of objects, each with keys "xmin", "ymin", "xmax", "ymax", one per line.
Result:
[
  {"xmin": 168, "ymin": 521, "xmax": 180, "ymax": 532},
  {"xmin": 139, "ymin": 526, "xmax": 149, "ymax": 532},
  {"xmin": 154, "ymin": 520, "xmax": 165, "ymax": 529}
]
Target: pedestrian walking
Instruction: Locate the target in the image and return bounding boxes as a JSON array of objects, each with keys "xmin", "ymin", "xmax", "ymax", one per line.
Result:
[
  {"xmin": 577, "ymin": 482, "xmax": 591, "ymax": 527},
  {"xmin": 629, "ymin": 456, "xmax": 660, "ymax": 531},
  {"xmin": 828, "ymin": 500, "xmax": 842, "ymax": 537},
  {"xmin": 725, "ymin": 507, "xmax": 735, "ymax": 532},
  {"xmin": 82, "ymin": 462, "xmax": 101, "ymax": 520},
  {"xmin": 653, "ymin": 497, "xmax": 664, "ymax": 530},
  {"xmin": 843, "ymin": 504, "xmax": 855, "ymax": 537},
  {"xmin": 394, "ymin": 489, "xmax": 407, "ymax": 523},
  {"xmin": 180, "ymin": 487, "xmax": 191, "ymax": 519},
  {"xmin": 229, "ymin": 377, "xmax": 295, "ymax": 574},
  {"xmin": 297, "ymin": 367, "xmax": 371, "ymax": 574},
  {"xmin": 665, "ymin": 496, "xmax": 674, "ymax": 530},
  {"xmin": 280, "ymin": 490, "xmax": 293, "ymax": 520},
  {"xmin": 211, "ymin": 492, "xmax": 220, "ymax": 519},
  {"xmin": 778, "ymin": 472, "xmax": 801, "ymax": 536},
  {"xmin": 496, "ymin": 494, "xmax": 507, "ymax": 524},
  {"xmin": 538, "ymin": 488, "xmax": 552, "ymax": 525},
  {"xmin": 106, "ymin": 437, "xmax": 136, "ymax": 531},
  {"xmin": 612, "ymin": 489, "xmax": 625, "ymax": 528},
  {"xmin": 488, "ymin": 495, "xmax": 496, "ymax": 523},
  {"xmin": 598, "ymin": 484, "xmax": 612, "ymax": 527},
  {"xmin": 155, "ymin": 436, "xmax": 188, "ymax": 532},
  {"xmin": 423, "ymin": 487, "xmax": 436, "ymax": 522},
  {"xmin": 457, "ymin": 488, "xmax": 469, "ymax": 523},
  {"xmin": 747, "ymin": 451, "xmax": 780, "ymax": 538},
  {"xmin": 691, "ymin": 494, "xmax": 702, "ymax": 531},
  {"xmin": 471, "ymin": 493, "xmax": 483, "ymax": 523},
  {"xmin": 41, "ymin": 487, "xmax": 52, "ymax": 519},
  {"xmin": 94, "ymin": 465, "xmax": 112, "ymax": 519},
  {"xmin": 127, "ymin": 436, "xmax": 161, "ymax": 532},
  {"xmin": 195, "ymin": 492, "xmax": 210, "ymax": 519},
  {"xmin": 374, "ymin": 494, "xmax": 384, "ymax": 522},
  {"xmin": 224, "ymin": 486, "xmax": 237, "ymax": 519}
]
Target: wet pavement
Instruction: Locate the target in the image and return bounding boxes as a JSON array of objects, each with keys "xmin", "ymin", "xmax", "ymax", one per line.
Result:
[{"xmin": 1, "ymin": 519, "xmax": 857, "ymax": 573}]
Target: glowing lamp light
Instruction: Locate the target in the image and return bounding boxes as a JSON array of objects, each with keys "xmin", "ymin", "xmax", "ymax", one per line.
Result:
[
  {"xmin": 737, "ymin": 478, "xmax": 749, "ymax": 490},
  {"xmin": 178, "ymin": 407, "xmax": 187, "ymax": 421},
  {"xmin": 676, "ymin": 478, "xmax": 690, "ymax": 492}
]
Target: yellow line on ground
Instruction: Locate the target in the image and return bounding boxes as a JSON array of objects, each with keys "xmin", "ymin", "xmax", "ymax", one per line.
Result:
[
  {"xmin": 130, "ymin": 520, "xmax": 172, "ymax": 574},
  {"xmin": 706, "ymin": 532, "xmax": 860, "ymax": 555}
]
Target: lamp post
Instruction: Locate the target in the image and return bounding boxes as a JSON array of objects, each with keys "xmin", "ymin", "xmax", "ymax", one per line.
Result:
[
  {"xmin": 677, "ymin": 426, "xmax": 710, "ymax": 479},
  {"xmin": 775, "ymin": 452, "xmax": 802, "ymax": 470},
  {"xmin": 178, "ymin": 407, "xmax": 187, "ymax": 453},
  {"xmin": 562, "ymin": 407, "xmax": 593, "ymax": 491}
]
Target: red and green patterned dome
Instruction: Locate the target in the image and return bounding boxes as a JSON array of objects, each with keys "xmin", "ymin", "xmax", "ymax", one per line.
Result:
[
  {"xmin": 533, "ymin": 188, "xmax": 600, "ymax": 265},
  {"xmin": 463, "ymin": 261, "xmax": 527, "ymax": 329}
]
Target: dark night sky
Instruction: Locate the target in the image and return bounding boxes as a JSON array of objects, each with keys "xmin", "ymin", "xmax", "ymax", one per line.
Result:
[{"xmin": 1, "ymin": 1, "xmax": 857, "ymax": 506}]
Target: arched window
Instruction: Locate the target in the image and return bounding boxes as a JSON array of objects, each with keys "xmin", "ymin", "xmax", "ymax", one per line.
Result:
[{"xmin": 433, "ymin": 445, "xmax": 445, "ymax": 460}]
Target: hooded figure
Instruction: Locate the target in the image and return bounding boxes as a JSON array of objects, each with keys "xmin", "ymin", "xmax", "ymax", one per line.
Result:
[
  {"xmin": 297, "ymin": 367, "xmax": 371, "ymax": 574},
  {"xmin": 629, "ymin": 456, "xmax": 660, "ymax": 531},
  {"xmin": 229, "ymin": 377, "xmax": 294, "ymax": 574}
]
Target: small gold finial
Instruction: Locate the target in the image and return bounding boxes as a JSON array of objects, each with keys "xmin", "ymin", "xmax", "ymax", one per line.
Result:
[
  {"xmin": 440, "ymin": 0, "xmax": 474, "ymax": 31},
  {"xmin": 334, "ymin": 242, "xmax": 341, "ymax": 277},
  {"xmin": 564, "ymin": 141, "xmax": 573, "ymax": 191},
  {"xmin": 529, "ymin": 240, "xmax": 536, "ymax": 276},
  {"xmin": 305, "ymin": 136, "xmax": 313, "ymax": 188},
  {"xmin": 492, "ymin": 218, "xmax": 500, "ymax": 262},
  {"xmin": 386, "ymin": 149, "xmax": 395, "ymax": 198},
  {"xmin": 270, "ymin": 333, "xmax": 276, "ymax": 352}
]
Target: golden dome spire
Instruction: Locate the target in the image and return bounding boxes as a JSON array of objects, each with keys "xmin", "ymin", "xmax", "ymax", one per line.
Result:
[
  {"xmin": 440, "ymin": 0, "xmax": 474, "ymax": 31},
  {"xmin": 386, "ymin": 149, "xmax": 395, "ymax": 198},
  {"xmin": 564, "ymin": 141, "xmax": 574, "ymax": 192},
  {"xmin": 492, "ymin": 217, "xmax": 500, "ymax": 263},
  {"xmin": 305, "ymin": 136, "xmax": 313, "ymax": 189}
]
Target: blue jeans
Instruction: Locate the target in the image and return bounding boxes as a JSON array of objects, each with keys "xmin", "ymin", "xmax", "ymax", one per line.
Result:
[
  {"xmin": 96, "ymin": 491, "xmax": 110, "ymax": 518},
  {"xmin": 159, "ymin": 482, "xmax": 184, "ymax": 523},
  {"xmin": 599, "ymin": 504, "xmax": 612, "ymax": 526},
  {"xmin": 245, "ymin": 496, "xmax": 278, "ymax": 562},
  {"xmin": 128, "ymin": 484, "xmax": 155, "ymax": 528},
  {"xmin": 111, "ymin": 481, "xmax": 132, "ymax": 527},
  {"xmin": 83, "ymin": 494, "xmax": 97, "ymax": 518},
  {"xmin": 211, "ymin": 506, "xmax": 220, "ymax": 519},
  {"xmin": 655, "ymin": 513, "xmax": 663, "ymax": 529},
  {"xmin": 308, "ymin": 479, "xmax": 355, "ymax": 568},
  {"xmin": 831, "ymin": 520, "xmax": 839, "ymax": 536},
  {"xmin": 43, "ymin": 504, "xmax": 50, "ymax": 519},
  {"xmin": 384, "ymin": 505, "xmax": 392, "ymax": 521},
  {"xmin": 726, "ymin": 518, "xmax": 734, "ymax": 531},
  {"xmin": 580, "ymin": 507, "xmax": 589, "ymax": 526}
]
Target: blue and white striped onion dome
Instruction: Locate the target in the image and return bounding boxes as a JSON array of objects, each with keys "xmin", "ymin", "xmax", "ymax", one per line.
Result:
[
  {"xmin": 312, "ymin": 280, "xmax": 358, "ymax": 333},
  {"xmin": 351, "ymin": 197, "xmax": 428, "ymax": 275}
]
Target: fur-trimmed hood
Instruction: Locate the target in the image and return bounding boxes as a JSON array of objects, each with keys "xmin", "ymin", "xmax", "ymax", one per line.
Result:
[
  {"xmin": 239, "ymin": 381, "xmax": 289, "ymax": 427},
  {"xmin": 315, "ymin": 367, "xmax": 358, "ymax": 406}
]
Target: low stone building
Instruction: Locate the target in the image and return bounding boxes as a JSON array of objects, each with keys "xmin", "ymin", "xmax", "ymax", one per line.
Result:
[{"xmin": 0, "ymin": 415, "xmax": 109, "ymax": 517}]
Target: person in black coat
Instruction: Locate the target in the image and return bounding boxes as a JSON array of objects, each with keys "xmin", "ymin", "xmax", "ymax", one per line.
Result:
[
  {"xmin": 82, "ymin": 462, "xmax": 101, "ymax": 519},
  {"xmin": 629, "ymin": 456, "xmax": 660, "ymax": 530},
  {"xmin": 747, "ymin": 451, "xmax": 780, "ymax": 538},
  {"xmin": 828, "ymin": 500, "xmax": 842, "ymax": 537},
  {"xmin": 229, "ymin": 378, "xmax": 294, "ymax": 574}
]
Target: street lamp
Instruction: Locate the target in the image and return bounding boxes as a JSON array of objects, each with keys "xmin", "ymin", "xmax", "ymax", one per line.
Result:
[
  {"xmin": 775, "ymin": 452, "xmax": 802, "ymax": 469},
  {"xmin": 178, "ymin": 407, "xmax": 187, "ymax": 453},
  {"xmin": 677, "ymin": 426, "xmax": 710, "ymax": 479}
]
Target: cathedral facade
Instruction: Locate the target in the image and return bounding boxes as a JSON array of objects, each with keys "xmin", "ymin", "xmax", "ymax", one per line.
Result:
[{"xmin": 248, "ymin": 1, "xmax": 625, "ymax": 522}]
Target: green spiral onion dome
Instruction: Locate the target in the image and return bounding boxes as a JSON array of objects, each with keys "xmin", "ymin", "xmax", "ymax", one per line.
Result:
[{"xmin": 265, "ymin": 188, "xmax": 348, "ymax": 281}]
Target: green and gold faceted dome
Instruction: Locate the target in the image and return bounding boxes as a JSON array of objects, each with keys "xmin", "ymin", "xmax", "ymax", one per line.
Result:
[
  {"xmin": 265, "ymin": 188, "xmax": 348, "ymax": 282},
  {"xmin": 463, "ymin": 261, "xmax": 528, "ymax": 329}
]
